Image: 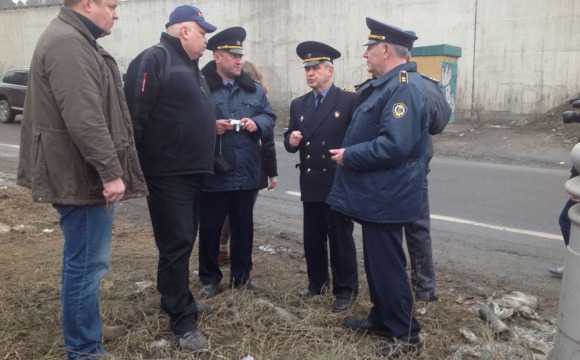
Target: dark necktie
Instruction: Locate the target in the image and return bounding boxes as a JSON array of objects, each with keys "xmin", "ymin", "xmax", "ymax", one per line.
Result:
[
  {"xmin": 226, "ymin": 83, "xmax": 233, "ymax": 90},
  {"xmin": 315, "ymin": 93, "xmax": 323, "ymax": 110}
]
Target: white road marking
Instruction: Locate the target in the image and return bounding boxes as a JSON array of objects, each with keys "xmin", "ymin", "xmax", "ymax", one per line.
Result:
[
  {"xmin": 285, "ymin": 191, "xmax": 302, "ymax": 197},
  {"xmin": 0, "ymin": 143, "xmax": 19, "ymax": 149},
  {"xmin": 285, "ymin": 190, "xmax": 562, "ymax": 241},
  {"xmin": 431, "ymin": 214, "xmax": 562, "ymax": 241}
]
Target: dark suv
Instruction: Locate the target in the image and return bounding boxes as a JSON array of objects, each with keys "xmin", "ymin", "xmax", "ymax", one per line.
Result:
[{"xmin": 0, "ymin": 67, "xmax": 29, "ymax": 123}]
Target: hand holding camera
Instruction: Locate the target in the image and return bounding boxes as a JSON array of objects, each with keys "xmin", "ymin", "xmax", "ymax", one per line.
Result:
[{"xmin": 229, "ymin": 118, "xmax": 258, "ymax": 133}]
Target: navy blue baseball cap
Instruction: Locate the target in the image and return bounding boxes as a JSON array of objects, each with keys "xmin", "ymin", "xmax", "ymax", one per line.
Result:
[
  {"xmin": 363, "ymin": 17, "xmax": 417, "ymax": 50},
  {"xmin": 207, "ymin": 27, "xmax": 247, "ymax": 55},
  {"xmin": 296, "ymin": 41, "xmax": 341, "ymax": 68},
  {"xmin": 165, "ymin": 5, "xmax": 217, "ymax": 32}
]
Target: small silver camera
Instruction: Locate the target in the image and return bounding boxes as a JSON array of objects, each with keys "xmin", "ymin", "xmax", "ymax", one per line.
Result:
[{"xmin": 229, "ymin": 119, "xmax": 241, "ymax": 132}]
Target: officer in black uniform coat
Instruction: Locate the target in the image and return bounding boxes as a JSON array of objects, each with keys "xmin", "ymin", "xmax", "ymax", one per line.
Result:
[{"xmin": 284, "ymin": 41, "xmax": 358, "ymax": 312}]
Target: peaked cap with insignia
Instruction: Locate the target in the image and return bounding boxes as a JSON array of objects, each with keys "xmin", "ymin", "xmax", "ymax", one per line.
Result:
[
  {"xmin": 207, "ymin": 26, "xmax": 246, "ymax": 55},
  {"xmin": 296, "ymin": 41, "xmax": 341, "ymax": 68},
  {"xmin": 363, "ymin": 17, "xmax": 418, "ymax": 50}
]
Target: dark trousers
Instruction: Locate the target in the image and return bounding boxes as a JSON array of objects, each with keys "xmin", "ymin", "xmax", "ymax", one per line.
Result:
[
  {"xmin": 361, "ymin": 221, "xmax": 421, "ymax": 338},
  {"xmin": 199, "ymin": 190, "xmax": 255, "ymax": 286},
  {"xmin": 404, "ymin": 176, "xmax": 436, "ymax": 298},
  {"xmin": 303, "ymin": 202, "xmax": 358, "ymax": 299},
  {"xmin": 145, "ymin": 174, "xmax": 204, "ymax": 336},
  {"xmin": 559, "ymin": 198, "xmax": 576, "ymax": 246}
]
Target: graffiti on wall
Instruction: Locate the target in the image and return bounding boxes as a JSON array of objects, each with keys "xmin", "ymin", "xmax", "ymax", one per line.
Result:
[{"xmin": 441, "ymin": 61, "xmax": 457, "ymax": 122}]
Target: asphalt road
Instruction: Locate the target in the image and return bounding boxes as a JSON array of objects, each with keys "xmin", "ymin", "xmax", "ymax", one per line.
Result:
[{"xmin": 0, "ymin": 123, "xmax": 568, "ymax": 310}]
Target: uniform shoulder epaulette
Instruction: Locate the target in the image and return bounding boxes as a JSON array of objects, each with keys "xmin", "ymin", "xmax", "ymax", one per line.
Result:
[
  {"xmin": 419, "ymin": 73, "xmax": 440, "ymax": 85},
  {"xmin": 340, "ymin": 86, "xmax": 356, "ymax": 93},
  {"xmin": 399, "ymin": 70, "xmax": 408, "ymax": 84}
]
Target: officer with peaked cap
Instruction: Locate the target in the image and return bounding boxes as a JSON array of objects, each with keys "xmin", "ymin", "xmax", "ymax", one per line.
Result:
[
  {"xmin": 326, "ymin": 18, "xmax": 430, "ymax": 357},
  {"xmin": 198, "ymin": 26, "xmax": 276, "ymax": 297},
  {"xmin": 205, "ymin": 26, "xmax": 246, "ymax": 54},
  {"xmin": 284, "ymin": 41, "xmax": 359, "ymax": 312}
]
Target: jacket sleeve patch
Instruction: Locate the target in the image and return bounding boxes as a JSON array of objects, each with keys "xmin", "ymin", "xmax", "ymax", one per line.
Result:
[{"xmin": 392, "ymin": 102, "xmax": 408, "ymax": 118}]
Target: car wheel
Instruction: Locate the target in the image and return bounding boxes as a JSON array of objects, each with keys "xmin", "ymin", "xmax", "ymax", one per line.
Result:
[{"xmin": 0, "ymin": 99, "xmax": 15, "ymax": 123}]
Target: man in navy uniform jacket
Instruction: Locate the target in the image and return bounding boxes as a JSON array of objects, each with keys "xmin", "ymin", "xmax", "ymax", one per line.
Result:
[
  {"xmin": 284, "ymin": 41, "xmax": 359, "ymax": 312},
  {"xmin": 327, "ymin": 18, "xmax": 429, "ymax": 357}
]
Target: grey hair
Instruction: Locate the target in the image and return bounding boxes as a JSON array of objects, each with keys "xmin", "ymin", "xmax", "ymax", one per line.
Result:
[
  {"xmin": 321, "ymin": 61, "xmax": 333, "ymax": 69},
  {"xmin": 390, "ymin": 44, "xmax": 410, "ymax": 59}
]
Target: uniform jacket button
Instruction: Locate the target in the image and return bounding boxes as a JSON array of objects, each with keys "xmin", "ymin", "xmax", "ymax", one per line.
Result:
[
  {"xmin": 306, "ymin": 142, "xmax": 310, "ymax": 146},
  {"xmin": 306, "ymin": 155, "xmax": 311, "ymax": 159},
  {"xmin": 322, "ymin": 141, "xmax": 326, "ymax": 145},
  {"xmin": 323, "ymin": 168, "xmax": 327, "ymax": 172},
  {"xmin": 322, "ymin": 155, "xmax": 326, "ymax": 159},
  {"xmin": 307, "ymin": 168, "xmax": 311, "ymax": 173}
]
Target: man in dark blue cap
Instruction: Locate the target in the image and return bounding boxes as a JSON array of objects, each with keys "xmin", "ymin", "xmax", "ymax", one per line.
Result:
[
  {"xmin": 124, "ymin": 4, "xmax": 216, "ymax": 353},
  {"xmin": 284, "ymin": 41, "xmax": 359, "ymax": 312},
  {"xmin": 326, "ymin": 18, "xmax": 429, "ymax": 357},
  {"xmin": 198, "ymin": 27, "xmax": 276, "ymax": 297}
]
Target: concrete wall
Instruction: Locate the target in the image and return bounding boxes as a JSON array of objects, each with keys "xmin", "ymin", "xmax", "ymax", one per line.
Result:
[{"xmin": 1, "ymin": 0, "xmax": 579, "ymax": 122}]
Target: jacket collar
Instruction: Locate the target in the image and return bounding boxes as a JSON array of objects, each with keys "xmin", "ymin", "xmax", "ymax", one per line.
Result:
[
  {"xmin": 72, "ymin": 11, "xmax": 104, "ymax": 39},
  {"xmin": 370, "ymin": 61, "xmax": 417, "ymax": 88},
  {"xmin": 159, "ymin": 32, "xmax": 198, "ymax": 66},
  {"xmin": 57, "ymin": 6, "xmax": 99, "ymax": 47},
  {"xmin": 201, "ymin": 60, "xmax": 257, "ymax": 92}
]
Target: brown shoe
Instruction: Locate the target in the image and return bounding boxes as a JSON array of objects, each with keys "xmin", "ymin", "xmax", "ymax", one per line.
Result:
[{"xmin": 218, "ymin": 251, "xmax": 230, "ymax": 266}]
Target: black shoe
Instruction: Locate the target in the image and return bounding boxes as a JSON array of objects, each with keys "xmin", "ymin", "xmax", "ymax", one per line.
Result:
[
  {"xmin": 196, "ymin": 302, "xmax": 213, "ymax": 316},
  {"xmin": 415, "ymin": 293, "xmax": 439, "ymax": 302},
  {"xmin": 376, "ymin": 332, "xmax": 422, "ymax": 358},
  {"xmin": 233, "ymin": 278, "xmax": 261, "ymax": 291},
  {"xmin": 548, "ymin": 266, "xmax": 564, "ymax": 279},
  {"xmin": 332, "ymin": 297, "xmax": 354, "ymax": 312},
  {"xmin": 174, "ymin": 329, "xmax": 210, "ymax": 353},
  {"xmin": 344, "ymin": 317, "xmax": 392, "ymax": 338},
  {"xmin": 298, "ymin": 287, "xmax": 325, "ymax": 299},
  {"xmin": 200, "ymin": 284, "xmax": 219, "ymax": 298}
]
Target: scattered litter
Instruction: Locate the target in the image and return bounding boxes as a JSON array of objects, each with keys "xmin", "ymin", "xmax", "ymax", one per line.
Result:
[
  {"xmin": 42, "ymin": 228, "xmax": 55, "ymax": 233},
  {"xmin": 417, "ymin": 307, "xmax": 427, "ymax": 315},
  {"xmin": 479, "ymin": 303, "xmax": 510, "ymax": 339},
  {"xmin": 254, "ymin": 299, "xmax": 300, "ymax": 323},
  {"xmin": 135, "ymin": 281, "xmax": 153, "ymax": 293},
  {"xmin": 456, "ymin": 296, "xmax": 476, "ymax": 305},
  {"xmin": 12, "ymin": 224, "xmax": 37, "ymax": 233},
  {"xmin": 241, "ymin": 356, "xmax": 255, "ymax": 360},
  {"xmin": 458, "ymin": 327, "xmax": 478, "ymax": 343},
  {"xmin": 148, "ymin": 339, "xmax": 169, "ymax": 350},
  {"xmin": 560, "ymin": 162, "xmax": 566, "ymax": 165},
  {"xmin": 0, "ymin": 186, "xmax": 8, "ymax": 190},
  {"xmin": 496, "ymin": 291, "xmax": 539, "ymax": 320},
  {"xmin": 258, "ymin": 244, "xmax": 289, "ymax": 254},
  {"xmin": 0, "ymin": 223, "xmax": 10, "ymax": 234}
]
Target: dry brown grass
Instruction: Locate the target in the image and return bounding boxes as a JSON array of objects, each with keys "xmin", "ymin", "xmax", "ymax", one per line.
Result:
[{"xmin": 0, "ymin": 187, "xmax": 541, "ymax": 359}]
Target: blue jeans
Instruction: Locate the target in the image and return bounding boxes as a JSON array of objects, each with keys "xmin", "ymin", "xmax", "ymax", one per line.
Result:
[{"xmin": 53, "ymin": 203, "xmax": 114, "ymax": 360}]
